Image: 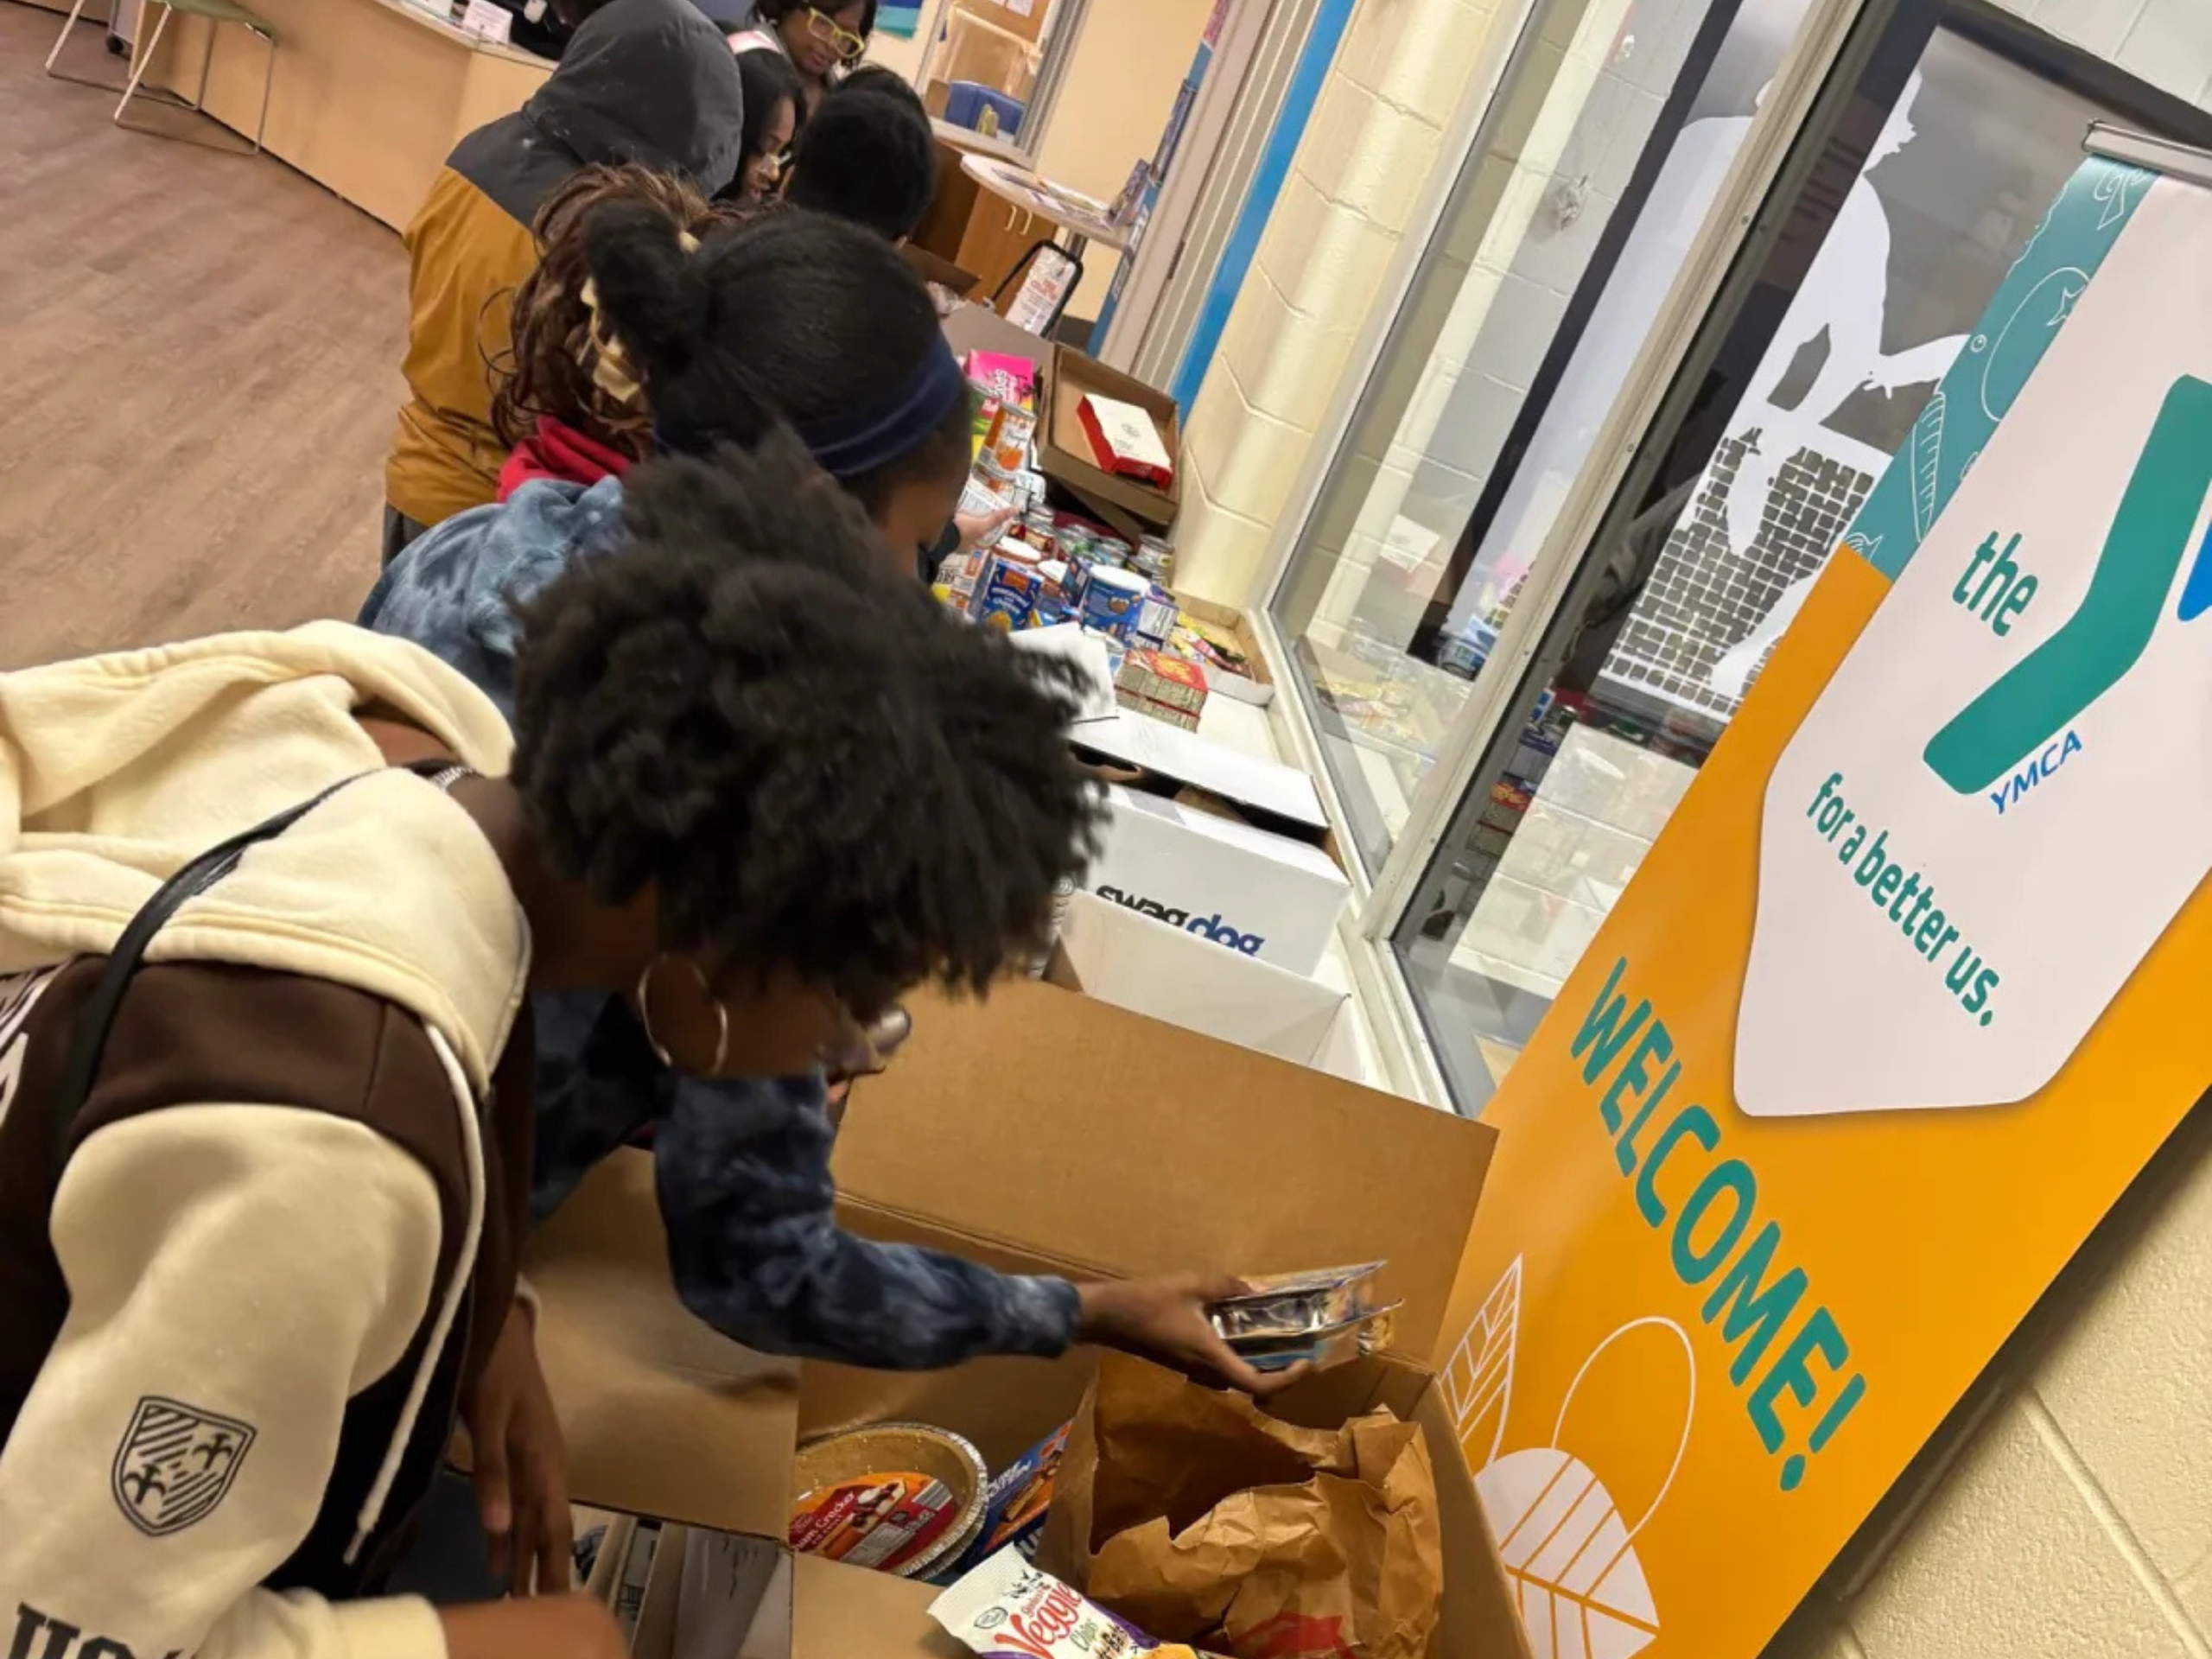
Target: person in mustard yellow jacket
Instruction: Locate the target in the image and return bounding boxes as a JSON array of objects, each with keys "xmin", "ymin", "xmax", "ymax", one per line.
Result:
[{"xmin": 381, "ymin": 0, "xmax": 745, "ymax": 564}]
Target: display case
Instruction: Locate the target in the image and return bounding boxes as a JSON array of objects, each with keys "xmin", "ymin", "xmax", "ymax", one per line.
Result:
[{"xmin": 1251, "ymin": 0, "xmax": 2212, "ymax": 1110}]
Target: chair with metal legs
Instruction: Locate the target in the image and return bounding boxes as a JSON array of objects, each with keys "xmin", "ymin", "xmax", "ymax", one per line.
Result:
[
  {"xmin": 43, "ymin": 0, "xmax": 133, "ymax": 88},
  {"xmin": 47, "ymin": 0, "xmax": 277, "ymax": 155}
]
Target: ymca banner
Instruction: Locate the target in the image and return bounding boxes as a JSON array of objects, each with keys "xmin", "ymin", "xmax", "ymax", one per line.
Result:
[{"xmin": 1429, "ymin": 149, "xmax": 2209, "ymax": 1658}]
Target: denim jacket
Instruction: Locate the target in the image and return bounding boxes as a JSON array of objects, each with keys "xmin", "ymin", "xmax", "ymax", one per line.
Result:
[{"xmin": 360, "ymin": 481, "xmax": 1081, "ymax": 1366}]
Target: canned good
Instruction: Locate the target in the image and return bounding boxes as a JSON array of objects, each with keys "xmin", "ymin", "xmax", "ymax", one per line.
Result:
[
  {"xmin": 1134, "ymin": 534, "xmax": 1175, "ymax": 584},
  {"xmin": 1018, "ymin": 509, "xmax": 1059, "ymax": 559},
  {"xmin": 983, "ymin": 404, "xmax": 1036, "ymax": 478},
  {"xmin": 1077, "ymin": 566, "xmax": 1148, "ymax": 637}
]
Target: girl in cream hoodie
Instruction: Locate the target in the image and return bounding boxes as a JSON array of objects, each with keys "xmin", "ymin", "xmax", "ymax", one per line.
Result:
[{"xmin": 0, "ymin": 437, "xmax": 1098, "ymax": 1659}]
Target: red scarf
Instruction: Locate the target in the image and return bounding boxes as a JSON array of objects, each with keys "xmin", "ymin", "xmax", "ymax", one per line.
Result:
[{"xmin": 497, "ymin": 416, "xmax": 636, "ymax": 502}]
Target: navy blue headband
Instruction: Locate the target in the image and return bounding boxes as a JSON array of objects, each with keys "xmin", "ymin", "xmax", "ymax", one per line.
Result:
[
  {"xmin": 794, "ymin": 335, "xmax": 970, "ymax": 479},
  {"xmin": 654, "ymin": 336, "xmax": 970, "ymax": 478}
]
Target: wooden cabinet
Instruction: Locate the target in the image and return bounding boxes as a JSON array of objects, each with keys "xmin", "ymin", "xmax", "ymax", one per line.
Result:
[{"xmin": 912, "ymin": 135, "xmax": 1051, "ymax": 317}]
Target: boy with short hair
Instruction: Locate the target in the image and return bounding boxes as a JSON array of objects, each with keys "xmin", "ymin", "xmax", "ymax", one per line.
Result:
[{"xmin": 784, "ymin": 66, "xmax": 938, "ymax": 242}]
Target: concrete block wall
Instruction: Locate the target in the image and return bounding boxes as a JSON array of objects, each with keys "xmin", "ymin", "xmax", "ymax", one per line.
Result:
[
  {"xmin": 1300, "ymin": 0, "xmax": 1654, "ymax": 651},
  {"xmin": 1767, "ymin": 1090, "xmax": 2212, "ymax": 1658},
  {"xmin": 1172, "ymin": 0, "xmax": 1535, "ymax": 603}
]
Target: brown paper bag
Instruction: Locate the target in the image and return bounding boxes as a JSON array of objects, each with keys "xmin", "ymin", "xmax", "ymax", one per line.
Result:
[{"xmin": 1040, "ymin": 1355, "xmax": 1442, "ymax": 1659}]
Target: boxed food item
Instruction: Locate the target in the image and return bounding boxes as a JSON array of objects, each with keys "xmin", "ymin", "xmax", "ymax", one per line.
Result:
[
  {"xmin": 789, "ymin": 1422, "xmax": 988, "ymax": 1578},
  {"xmin": 932, "ymin": 1549, "xmax": 1214, "ymax": 1658},
  {"xmin": 965, "ymin": 350, "xmax": 1039, "ymax": 410},
  {"xmin": 1113, "ymin": 648, "xmax": 1208, "ymax": 733},
  {"xmin": 948, "ymin": 1422, "xmax": 1071, "ymax": 1576},
  {"xmin": 934, "ymin": 549, "xmax": 989, "ymax": 612},
  {"xmin": 1077, "ymin": 392, "xmax": 1174, "ymax": 488},
  {"xmin": 527, "ymin": 969, "xmax": 1525, "ymax": 1659},
  {"xmin": 1128, "ymin": 586, "xmax": 1179, "ymax": 652},
  {"xmin": 1040, "ymin": 346, "xmax": 1179, "ymax": 537},
  {"xmin": 972, "ymin": 548, "xmax": 1052, "ymax": 632}
]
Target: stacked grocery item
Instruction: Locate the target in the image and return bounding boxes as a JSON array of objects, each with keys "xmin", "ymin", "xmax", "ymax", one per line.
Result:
[
  {"xmin": 788, "ymin": 1419, "xmax": 1068, "ymax": 1586},
  {"xmin": 1205, "ymin": 1261, "xmax": 1401, "ymax": 1374},
  {"xmin": 783, "ymin": 1263, "xmax": 1395, "ymax": 1606},
  {"xmin": 934, "ymin": 348, "xmax": 1271, "ymax": 731}
]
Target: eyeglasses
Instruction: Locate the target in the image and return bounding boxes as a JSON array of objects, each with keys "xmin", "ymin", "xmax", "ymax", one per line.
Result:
[
  {"xmin": 818, "ymin": 1001, "xmax": 912, "ymax": 1080},
  {"xmin": 804, "ymin": 7, "xmax": 867, "ymax": 61}
]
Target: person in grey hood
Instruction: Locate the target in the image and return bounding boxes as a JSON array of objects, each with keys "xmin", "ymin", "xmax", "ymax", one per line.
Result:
[{"xmin": 381, "ymin": 0, "xmax": 746, "ymax": 564}]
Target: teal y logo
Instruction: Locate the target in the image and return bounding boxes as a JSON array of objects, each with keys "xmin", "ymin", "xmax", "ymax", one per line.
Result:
[{"xmin": 1924, "ymin": 375, "xmax": 2212, "ymax": 794}]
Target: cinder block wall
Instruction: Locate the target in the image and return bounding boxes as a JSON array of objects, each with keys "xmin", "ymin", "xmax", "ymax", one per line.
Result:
[
  {"xmin": 1169, "ymin": 0, "xmax": 2212, "ymax": 1649},
  {"xmin": 1172, "ymin": 0, "xmax": 1541, "ymax": 603}
]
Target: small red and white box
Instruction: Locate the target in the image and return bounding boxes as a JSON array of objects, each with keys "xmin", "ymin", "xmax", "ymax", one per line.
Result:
[{"xmin": 1077, "ymin": 393, "xmax": 1174, "ymax": 488}]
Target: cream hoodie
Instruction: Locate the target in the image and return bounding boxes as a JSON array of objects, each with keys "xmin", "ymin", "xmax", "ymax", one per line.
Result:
[{"xmin": 0, "ymin": 624, "xmax": 527, "ymax": 1659}]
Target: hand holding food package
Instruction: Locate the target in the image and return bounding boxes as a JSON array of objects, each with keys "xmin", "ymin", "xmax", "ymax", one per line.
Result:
[{"xmin": 1039, "ymin": 1355, "xmax": 1441, "ymax": 1659}]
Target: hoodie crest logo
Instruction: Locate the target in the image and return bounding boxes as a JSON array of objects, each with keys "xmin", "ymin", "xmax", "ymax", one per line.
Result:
[{"xmin": 113, "ymin": 1397, "xmax": 257, "ymax": 1536}]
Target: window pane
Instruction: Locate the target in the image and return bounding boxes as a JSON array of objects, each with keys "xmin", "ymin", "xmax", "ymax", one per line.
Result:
[
  {"xmin": 1391, "ymin": 25, "xmax": 2124, "ymax": 1110},
  {"xmin": 1268, "ymin": 0, "xmax": 1807, "ymax": 875}
]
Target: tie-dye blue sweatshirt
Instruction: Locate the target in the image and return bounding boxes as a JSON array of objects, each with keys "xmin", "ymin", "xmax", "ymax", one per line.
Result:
[{"xmin": 358, "ymin": 479, "xmax": 1081, "ymax": 1366}]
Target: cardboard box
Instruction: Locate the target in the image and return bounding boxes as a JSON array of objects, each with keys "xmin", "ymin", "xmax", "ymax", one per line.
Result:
[
  {"xmin": 1039, "ymin": 346, "xmax": 1179, "ymax": 538},
  {"xmin": 1173, "ymin": 592, "xmax": 1276, "ymax": 709},
  {"xmin": 1088, "ymin": 784, "xmax": 1347, "ymax": 976},
  {"xmin": 1071, "ymin": 712, "xmax": 1326, "ymax": 841},
  {"xmin": 1049, "ymin": 890, "xmax": 1350, "ymax": 1068},
  {"xmin": 528, "ymin": 975, "xmax": 1530, "ymax": 1658}
]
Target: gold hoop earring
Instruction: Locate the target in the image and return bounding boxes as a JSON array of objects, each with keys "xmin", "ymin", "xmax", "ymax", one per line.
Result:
[{"xmin": 635, "ymin": 955, "xmax": 730, "ymax": 1075}]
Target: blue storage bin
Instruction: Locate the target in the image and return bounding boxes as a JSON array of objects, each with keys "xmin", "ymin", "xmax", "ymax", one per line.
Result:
[{"xmin": 944, "ymin": 79, "xmax": 1025, "ymax": 137}]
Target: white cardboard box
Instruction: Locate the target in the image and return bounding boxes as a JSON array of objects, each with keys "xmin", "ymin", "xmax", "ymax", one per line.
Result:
[
  {"xmin": 1054, "ymin": 891, "xmax": 1350, "ymax": 1067},
  {"xmin": 1086, "ymin": 785, "xmax": 1349, "ymax": 976},
  {"xmin": 1072, "ymin": 710, "xmax": 1327, "ymax": 831}
]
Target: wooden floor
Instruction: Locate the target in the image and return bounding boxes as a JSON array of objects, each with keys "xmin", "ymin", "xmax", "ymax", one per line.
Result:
[{"xmin": 0, "ymin": 0, "xmax": 408, "ymax": 667}]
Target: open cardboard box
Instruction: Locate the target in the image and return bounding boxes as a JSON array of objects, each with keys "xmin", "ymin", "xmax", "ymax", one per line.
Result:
[
  {"xmin": 1040, "ymin": 345, "xmax": 1180, "ymax": 539},
  {"xmin": 528, "ymin": 976, "xmax": 1529, "ymax": 1658},
  {"xmin": 1071, "ymin": 712, "xmax": 1328, "ymax": 844},
  {"xmin": 1173, "ymin": 593, "xmax": 1276, "ymax": 709},
  {"xmin": 1048, "ymin": 890, "xmax": 1352, "ymax": 1071}
]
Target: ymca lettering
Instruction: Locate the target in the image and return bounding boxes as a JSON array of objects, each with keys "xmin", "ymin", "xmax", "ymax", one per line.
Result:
[
  {"xmin": 8, "ymin": 1604, "xmax": 178, "ymax": 1659},
  {"xmin": 1096, "ymin": 886, "xmax": 1265, "ymax": 955}
]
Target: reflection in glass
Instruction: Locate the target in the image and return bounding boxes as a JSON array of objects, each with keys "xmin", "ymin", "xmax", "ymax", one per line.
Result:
[
  {"xmin": 1271, "ymin": 0, "xmax": 1802, "ymax": 875},
  {"xmin": 1393, "ymin": 26, "xmax": 2126, "ymax": 1109}
]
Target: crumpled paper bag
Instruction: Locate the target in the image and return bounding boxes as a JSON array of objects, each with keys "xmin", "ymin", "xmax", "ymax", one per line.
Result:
[{"xmin": 1039, "ymin": 1354, "xmax": 1442, "ymax": 1659}]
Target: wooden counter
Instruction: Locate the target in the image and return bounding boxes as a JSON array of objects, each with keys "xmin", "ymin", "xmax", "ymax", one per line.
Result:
[{"xmin": 133, "ymin": 0, "xmax": 550, "ymax": 231}]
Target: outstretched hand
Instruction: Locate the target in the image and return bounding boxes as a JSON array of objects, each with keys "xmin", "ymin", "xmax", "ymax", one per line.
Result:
[{"xmin": 1076, "ymin": 1274, "xmax": 1308, "ymax": 1397}]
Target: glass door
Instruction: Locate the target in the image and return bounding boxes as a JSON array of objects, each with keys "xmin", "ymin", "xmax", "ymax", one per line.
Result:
[
  {"xmin": 1268, "ymin": 0, "xmax": 1817, "ymax": 879},
  {"xmin": 915, "ymin": 0, "xmax": 1089, "ymax": 157},
  {"xmin": 1373, "ymin": 0, "xmax": 2212, "ymax": 1109}
]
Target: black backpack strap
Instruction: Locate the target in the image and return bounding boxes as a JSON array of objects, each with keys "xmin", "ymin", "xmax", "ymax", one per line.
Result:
[{"xmin": 49, "ymin": 760, "xmax": 472, "ymax": 1163}]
